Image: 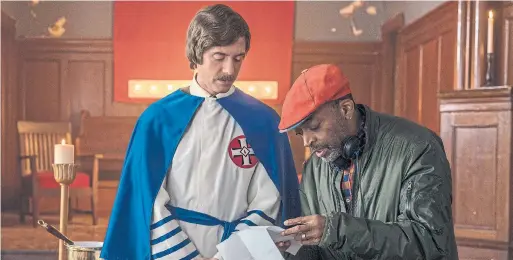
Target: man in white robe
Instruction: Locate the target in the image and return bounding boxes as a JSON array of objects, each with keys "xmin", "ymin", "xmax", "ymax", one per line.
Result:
[
  {"xmin": 150, "ymin": 78, "xmax": 282, "ymax": 259},
  {"xmin": 101, "ymin": 4, "xmax": 301, "ymax": 260}
]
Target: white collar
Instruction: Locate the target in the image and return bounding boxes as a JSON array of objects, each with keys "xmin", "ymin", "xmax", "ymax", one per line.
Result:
[{"xmin": 189, "ymin": 74, "xmax": 235, "ymax": 99}]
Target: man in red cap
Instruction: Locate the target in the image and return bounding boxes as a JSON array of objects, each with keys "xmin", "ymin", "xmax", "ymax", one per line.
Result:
[{"xmin": 277, "ymin": 64, "xmax": 458, "ymax": 259}]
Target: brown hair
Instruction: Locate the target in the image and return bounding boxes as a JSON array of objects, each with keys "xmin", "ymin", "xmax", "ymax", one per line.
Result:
[{"xmin": 186, "ymin": 4, "xmax": 251, "ymax": 69}]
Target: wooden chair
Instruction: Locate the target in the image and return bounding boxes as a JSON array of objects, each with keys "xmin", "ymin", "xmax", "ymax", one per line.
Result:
[{"xmin": 17, "ymin": 121, "xmax": 99, "ymax": 227}]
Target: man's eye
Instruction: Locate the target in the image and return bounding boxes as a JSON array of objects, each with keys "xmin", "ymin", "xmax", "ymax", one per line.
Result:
[
  {"xmin": 309, "ymin": 124, "xmax": 320, "ymax": 131},
  {"xmin": 213, "ymin": 54, "xmax": 224, "ymax": 60},
  {"xmin": 234, "ymin": 56, "xmax": 245, "ymax": 62}
]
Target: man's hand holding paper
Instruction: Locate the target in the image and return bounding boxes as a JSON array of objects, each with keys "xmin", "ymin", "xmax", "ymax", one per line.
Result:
[{"xmin": 280, "ymin": 214, "xmax": 326, "ymax": 246}]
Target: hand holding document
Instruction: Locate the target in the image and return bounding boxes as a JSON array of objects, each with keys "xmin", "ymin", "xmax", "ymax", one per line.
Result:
[{"xmin": 216, "ymin": 226, "xmax": 302, "ymax": 260}]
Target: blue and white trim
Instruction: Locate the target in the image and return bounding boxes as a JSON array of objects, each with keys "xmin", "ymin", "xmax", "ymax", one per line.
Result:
[
  {"xmin": 236, "ymin": 210, "xmax": 276, "ymax": 231},
  {"xmin": 150, "ymin": 185, "xmax": 199, "ymax": 260}
]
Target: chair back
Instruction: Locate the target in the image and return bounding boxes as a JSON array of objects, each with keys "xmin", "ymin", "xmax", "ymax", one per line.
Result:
[{"xmin": 17, "ymin": 121, "xmax": 72, "ymax": 174}]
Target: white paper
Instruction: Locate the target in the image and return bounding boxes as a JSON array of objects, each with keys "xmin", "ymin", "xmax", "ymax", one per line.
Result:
[
  {"xmin": 216, "ymin": 226, "xmax": 303, "ymax": 260},
  {"xmin": 216, "ymin": 234, "xmax": 254, "ymax": 260}
]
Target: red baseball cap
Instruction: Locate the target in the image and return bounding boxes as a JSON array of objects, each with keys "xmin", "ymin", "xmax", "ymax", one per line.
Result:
[{"xmin": 279, "ymin": 64, "xmax": 351, "ymax": 133}]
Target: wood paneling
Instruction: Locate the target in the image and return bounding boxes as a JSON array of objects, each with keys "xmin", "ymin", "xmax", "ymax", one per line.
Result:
[
  {"xmin": 1, "ymin": 12, "xmax": 21, "ymax": 209},
  {"xmin": 22, "ymin": 60, "xmax": 62, "ymax": 121},
  {"xmin": 439, "ymin": 87, "xmax": 513, "ymax": 259},
  {"xmin": 458, "ymin": 245, "xmax": 509, "ymax": 260},
  {"xmin": 395, "ymin": 1, "xmax": 458, "ymax": 133},
  {"xmin": 379, "ymin": 13, "xmax": 404, "ymax": 114},
  {"xmin": 18, "ymin": 39, "xmax": 148, "ymax": 134},
  {"xmin": 290, "ymin": 41, "xmax": 382, "ymax": 175}
]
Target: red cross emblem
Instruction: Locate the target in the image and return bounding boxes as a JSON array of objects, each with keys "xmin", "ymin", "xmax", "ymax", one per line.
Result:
[{"xmin": 228, "ymin": 135, "xmax": 258, "ymax": 168}]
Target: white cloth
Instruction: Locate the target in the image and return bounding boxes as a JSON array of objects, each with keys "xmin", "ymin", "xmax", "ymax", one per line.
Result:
[{"xmin": 150, "ymin": 77, "xmax": 281, "ymax": 259}]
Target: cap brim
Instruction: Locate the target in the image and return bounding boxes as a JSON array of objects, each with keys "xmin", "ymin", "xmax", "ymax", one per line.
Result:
[{"xmin": 279, "ymin": 114, "xmax": 311, "ymax": 133}]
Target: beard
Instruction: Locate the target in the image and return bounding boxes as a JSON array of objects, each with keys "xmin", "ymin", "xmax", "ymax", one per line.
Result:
[
  {"xmin": 311, "ymin": 114, "xmax": 351, "ymax": 164},
  {"xmin": 320, "ymin": 149, "xmax": 342, "ymax": 163}
]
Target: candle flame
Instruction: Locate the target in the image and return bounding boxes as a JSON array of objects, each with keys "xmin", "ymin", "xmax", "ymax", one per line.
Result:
[
  {"xmin": 489, "ymin": 10, "xmax": 494, "ymax": 19},
  {"xmin": 61, "ymin": 139, "xmax": 66, "ymax": 145}
]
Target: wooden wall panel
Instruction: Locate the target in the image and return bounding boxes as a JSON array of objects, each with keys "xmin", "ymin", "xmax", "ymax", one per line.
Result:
[
  {"xmin": 419, "ymin": 39, "xmax": 441, "ymax": 132},
  {"xmin": 21, "ymin": 60, "xmax": 62, "ymax": 121},
  {"xmin": 403, "ymin": 47, "xmax": 420, "ymax": 122},
  {"xmin": 457, "ymin": 246, "xmax": 509, "ymax": 260},
  {"xmin": 68, "ymin": 59, "xmax": 108, "ymax": 134},
  {"xmin": 395, "ymin": 1, "xmax": 458, "ymax": 133},
  {"xmin": 452, "ymin": 118, "xmax": 500, "ymax": 238},
  {"xmin": 379, "ymin": 14, "xmax": 405, "ymax": 115},
  {"xmin": 18, "ymin": 39, "xmax": 148, "ymax": 126},
  {"xmin": 440, "ymin": 88, "xmax": 513, "ymax": 258},
  {"xmin": 1, "ymin": 12, "xmax": 21, "ymax": 209},
  {"xmin": 290, "ymin": 42, "xmax": 382, "ymax": 175}
]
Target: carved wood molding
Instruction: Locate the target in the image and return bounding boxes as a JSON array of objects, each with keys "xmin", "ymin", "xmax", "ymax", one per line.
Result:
[
  {"xmin": 457, "ymin": 238, "xmax": 512, "ymax": 251},
  {"xmin": 439, "ymin": 87, "xmax": 513, "ymax": 111},
  {"xmin": 293, "ymin": 41, "xmax": 381, "ymax": 56},
  {"xmin": 18, "ymin": 38, "xmax": 112, "ymax": 53},
  {"xmin": 439, "ymin": 86, "xmax": 513, "ymax": 100}
]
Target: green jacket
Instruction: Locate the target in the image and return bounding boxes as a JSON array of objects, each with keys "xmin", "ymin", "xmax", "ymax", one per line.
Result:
[{"xmin": 287, "ymin": 105, "xmax": 458, "ymax": 260}]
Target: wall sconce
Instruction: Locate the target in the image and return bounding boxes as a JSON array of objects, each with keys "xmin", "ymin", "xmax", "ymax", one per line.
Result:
[{"xmin": 128, "ymin": 80, "xmax": 278, "ymax": 100}]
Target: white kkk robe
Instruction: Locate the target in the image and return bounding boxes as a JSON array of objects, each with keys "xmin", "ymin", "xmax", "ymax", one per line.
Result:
[{"xmin": 149, "ymin": 78, "xmax": 281, "ymax": 259}]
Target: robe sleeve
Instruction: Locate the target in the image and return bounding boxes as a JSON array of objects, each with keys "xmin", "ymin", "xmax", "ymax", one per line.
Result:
[{"xmin": 150, "ymin": 179, "xmax": 201, "ymax": 260}]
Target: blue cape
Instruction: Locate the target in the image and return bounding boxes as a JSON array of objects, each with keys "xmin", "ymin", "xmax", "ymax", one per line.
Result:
[{"xmin": 100, "ymin": 88, "xmax": 301, "ymax": 260}]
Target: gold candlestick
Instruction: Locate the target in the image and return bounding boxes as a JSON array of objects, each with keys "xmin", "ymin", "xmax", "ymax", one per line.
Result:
[{"xmin": 52, "ymin": 163, "xmax": 78, "ymax": 260}]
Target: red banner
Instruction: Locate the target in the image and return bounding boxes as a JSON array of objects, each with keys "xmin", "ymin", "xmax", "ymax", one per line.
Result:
[{"xmin": 113, "ymin": 1, "xmax": 294, "ymax": 104}]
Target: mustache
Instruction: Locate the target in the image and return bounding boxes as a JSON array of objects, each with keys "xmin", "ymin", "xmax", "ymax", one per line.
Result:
[
  {"xmin": 215, "ymin": 74, "xmax": 235, "ymax": 82},
  {"xmin": 310, "ymin": 144, "xmax": 329, "ymax": 152}
]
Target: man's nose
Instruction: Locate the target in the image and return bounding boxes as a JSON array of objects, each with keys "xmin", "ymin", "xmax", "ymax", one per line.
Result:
[
  {"xmin": 222, "ymin": 59, "xmax": 235, "ymax": 75},
  {"xmin": 302, "ymin": 134, "xmax": 315, "ymax": 148}
]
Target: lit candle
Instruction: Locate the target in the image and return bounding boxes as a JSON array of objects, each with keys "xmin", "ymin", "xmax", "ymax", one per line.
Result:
[
  {"xmin": 487, "ymin": 10, "xmax": 494, "ymax": 54},
  {"xmin": 54, "ymin": 139, "xmax": 74, "ymax": 164}
]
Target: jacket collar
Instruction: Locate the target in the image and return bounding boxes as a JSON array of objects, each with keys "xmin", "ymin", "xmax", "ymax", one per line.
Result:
[{"xmin": 358, "ymin": 104, "xmax": 377, "ymax": 154}]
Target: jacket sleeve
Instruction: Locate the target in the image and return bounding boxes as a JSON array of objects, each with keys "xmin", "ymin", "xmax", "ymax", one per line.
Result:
[
  {"xmin": 320, "ymin": 139, "xmax": 458, "ymax": 259},
  {"xmin": 284, "ymin": 170, "xmax": 321, "ymax": 260}
]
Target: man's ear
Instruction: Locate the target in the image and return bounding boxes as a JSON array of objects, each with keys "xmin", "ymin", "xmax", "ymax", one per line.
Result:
[{"xmin": 338, "ymin": 99, "xmax": 355, "ymax": 120}]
